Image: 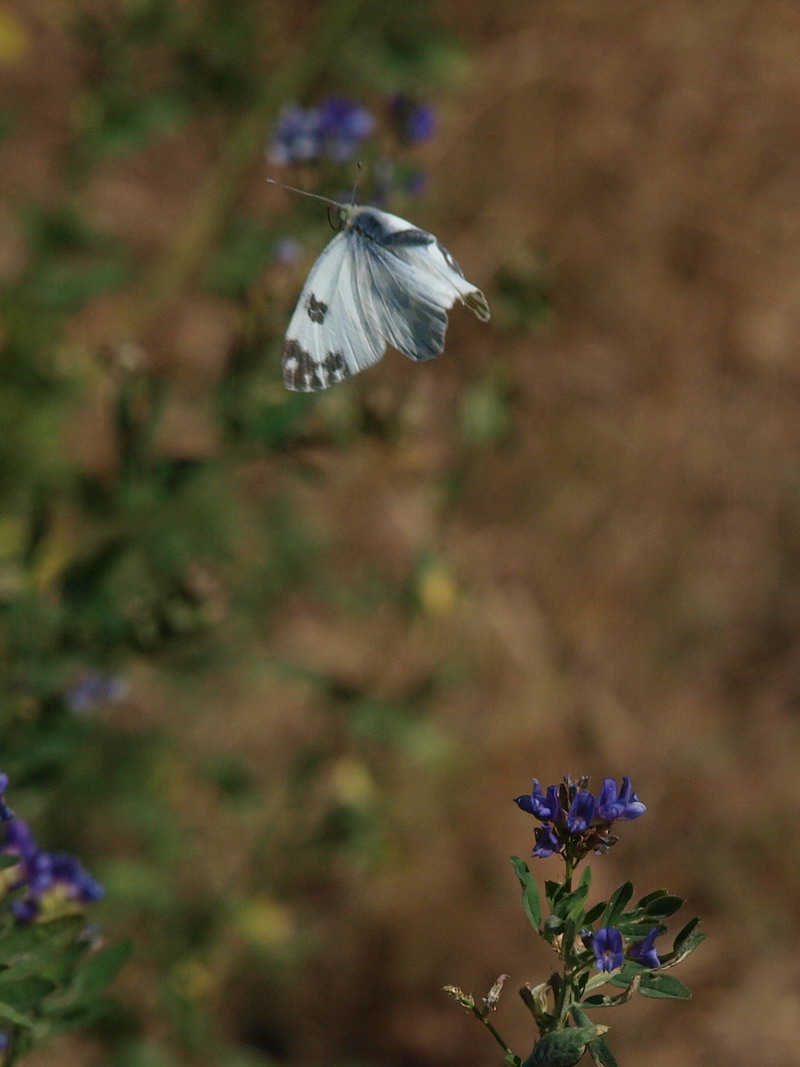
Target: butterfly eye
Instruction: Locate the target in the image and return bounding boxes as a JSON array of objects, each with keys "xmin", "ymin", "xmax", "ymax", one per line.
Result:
[{"xmin": 326, "ymin": 206, "xmax": 344, "ymax": 232}]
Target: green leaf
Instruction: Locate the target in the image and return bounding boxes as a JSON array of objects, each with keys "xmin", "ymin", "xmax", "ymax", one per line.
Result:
[
  {"xmin": 672, "ymin": 916, "xmax": 701, "ymax": 952},
  {"xmin": 565, "ymin": 867, "xmax": 592, "ymax": 921},
  {"xmin": 573, "ymin": 1006, "xmax": 620, "ymax": 1067},
  {"xmin": 663, "ymin": 918, "xmax": 705, "ymax": 964},
  {"xmin": 584, "ymin": 900, "xmax": 607, "ymax": 925},
  {"xmin": 0, "ymin": 916, "xmax": 83, "ymax": 974},
  {"xmin": 605, "ymin": 961, "xmax": 642, "ymax": 990},
  {"xmin": 635, "ymin": 889, "xmax": 667, "ymax": 907},
  {"xmin": 587, "ymin": 1033, "xmax": 620, "ymax": 1067},
  {"xmin": 0, "ymin": 976, "xmax": 55, "ymax": 1011},
  {"xmin": 0, "ymin": 998, "xmax": 34, "ymax": 1028},
  {"xmin": 525, "ymin": 1024, "xmax": 608, "ymax": 1067},
  {"xmin": 637, "ymin": 973, "xmax": 692, "ymax": 1000},
  {"xmin": 511, "ymin": 857, "xmax": 542, "ymax": 930},
  {"xmin": 545, "ymin": 880, "xmax": 565, "ymax": 908},
  {"xmin": 639, "ymin": 894, "xmax": 684, "ymax": 921},
  {"xmin": 602, "ymin": 882, "xmax": 633, "ymax": 927},
  {"xmin": 42, "ymin": 942, "xmax": 131, "ymax": 1016}
]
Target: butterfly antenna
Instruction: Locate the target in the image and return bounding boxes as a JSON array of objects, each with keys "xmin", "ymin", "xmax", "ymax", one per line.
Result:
[
  {"xmin": 265, "ymin": 177, "xmax": 342, "ymax": 209},
  {"xmin": 349, "ymin": 162, "xmax": 364, "ymax": 205}
]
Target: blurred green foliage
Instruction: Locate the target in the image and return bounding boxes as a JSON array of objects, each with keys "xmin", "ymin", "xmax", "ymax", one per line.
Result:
[{"xmin": 0, "ymin": 1, "xmax": 528, "ymax": 1064}]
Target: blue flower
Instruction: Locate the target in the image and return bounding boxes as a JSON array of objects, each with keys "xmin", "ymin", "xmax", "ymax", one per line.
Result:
[
  {"xmin": 2, "ymin": 814, "xmax": 103, "ymax": 924},
  {"xmin": 30, "ymin": 852, "xmax": 105, "ymax": 905},
  {"xmin": 532, "ymin": 825, "xmax": 562, "ymax": 858},
  {"xmin": 3, "ymin": 818, "xmax": 38, "ymax": 865},
  {"xmin": 566, "ymin": 790, "xmax": 596, "ymax": 834},
  {"xmin": 267, "ymin": 98, "xmax": 375, "ymax": 167},
  {"xmin": 267, "ymin": 105, "xmax": 323, "ymax": 165},
  {"xmin": 591, "ymin": 927, "xmax": 624, "ymax": 972},
  {"xmin": 66, "ymin": 671, "xmax": 127, "ymax": 715},
  {"xmin": 318, "ymin": 97, "xmax": 375, "ymax": 161},
  {"xmin": 0, "ymin": 774, "xmax": 13, "ymax": 823},
  {"xmin": 615, "ymin": 776, "xmax": 647, "ymax": 820},
  {"xmin": 515, "ymin": 780, "xmax": 561, "ymax": 822},
  {"xmin": 388, "ymin": 94, "xmax": 437, "ymax": 144},
  {"xmin": 629, "ymin": 927, "xmax": 661, "ymax": 968}
]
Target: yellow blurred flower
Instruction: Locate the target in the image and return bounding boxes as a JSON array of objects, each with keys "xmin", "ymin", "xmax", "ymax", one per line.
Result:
[
  {"xmin": 0, "ymin": 9, "xmax": 28, "ymax": 66},
  {"xmin": 235, "ymin": 896, "xmax": 295, "ymax": 951},
  {"xmin": 418, "ymin": 561, "xmax": 458, "ymax": 618},
  {"xmin": 331, "ymin": 757, "xmax": 375, "ymax": 807},
  {"xmin": 172, "ymin": 959, "xmax": 215, "ymax": 1000}
]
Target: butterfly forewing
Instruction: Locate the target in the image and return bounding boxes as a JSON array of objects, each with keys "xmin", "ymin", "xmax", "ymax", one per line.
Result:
[{"xmin": 282, "ymin": 234, "xmax": 386, "ymax": 391}]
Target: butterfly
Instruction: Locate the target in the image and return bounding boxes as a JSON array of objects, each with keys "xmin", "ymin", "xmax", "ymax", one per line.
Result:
[{"xmin": 269, "ymin": 180, "xmax": 490, "ymax": 392}]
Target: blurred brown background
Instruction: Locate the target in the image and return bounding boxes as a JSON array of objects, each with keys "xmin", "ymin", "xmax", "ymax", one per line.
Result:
[{"xmin": 4, "ymin": 0, "xmax": 800, "ymax": 1064}]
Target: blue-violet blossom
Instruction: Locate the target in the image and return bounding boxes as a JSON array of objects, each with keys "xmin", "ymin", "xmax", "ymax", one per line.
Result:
[
  {"xmin": 629, "ymin": 927, "xmax": 661, "ymax": 968},
  {"xmin": 591, "ymin": 927, "xmax": 624, "ymax": 973}
]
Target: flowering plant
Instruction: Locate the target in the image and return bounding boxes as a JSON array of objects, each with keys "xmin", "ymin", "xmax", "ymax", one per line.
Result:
[
  {"xmin": 446, "ymin": 776, "xmax": 704, "ymax": 1067},
  {"xmin": 0, "ymin": 775, "xmax": 128, "ymax": 1065},
  {"xmin": 266, "ymin": 93, "xmax": 436, "ymax": 210}
]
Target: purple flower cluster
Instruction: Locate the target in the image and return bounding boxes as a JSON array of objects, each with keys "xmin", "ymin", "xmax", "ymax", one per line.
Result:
[
  {"xmin": 587, "ymin": 925, "xmax": 661, "ymax": 973},
  {"xmin": 266, "ymin": 94, "xmax": 437, "ymax": 205},
  {"xmin": 0, "ymin": 776, "xmax": 104, "ymax": 924},
  {"xmin": 267, "ymin": 97, "xmax": 375, "ymax": 166},
  {"xmin": 515, "ymin": 776, "xmax": 646, "ymax": 860}
]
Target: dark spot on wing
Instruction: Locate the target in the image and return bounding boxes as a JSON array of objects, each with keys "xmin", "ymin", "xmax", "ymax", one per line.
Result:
[
  {"xmin": 283, "ymin": 339, "xmax": 350, "ymax": 392},
  {"xmin": 322, "ymin": 350, "xmax": 346, "ymax": 379},
  {"xmin": 305, "ymin": 293, "xmax": 327, "ymax": 323},
  {"xmin": 465, "ymin": 288, "xmax": 491, "ymax": 322}
]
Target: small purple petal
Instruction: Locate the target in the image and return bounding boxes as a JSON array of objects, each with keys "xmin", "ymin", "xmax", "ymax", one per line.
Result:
[
  {"xmin": 629, "ymin": 927, "xmax": 661, "ymax": 968},
  {"xmin": 515, "ymin": 780, "xmax": 562, "ymax": 822},
  {"xmin": 566, "ymin": 790, "xmax": 596, "ymax": 834},
  {"xmin": 616, "ymin": 776, "xmax": 647, "ymax": 820},
  {"xmin": 532, "ymin": 825, "xmax": 561, "ymax": 858},
  {"xmin": 592, "ymin": 927, "xmax": 624, "ymax": 972},
  {"xmin": 3, "ymin": 819, "xmax": 38, "ymax": 864}
]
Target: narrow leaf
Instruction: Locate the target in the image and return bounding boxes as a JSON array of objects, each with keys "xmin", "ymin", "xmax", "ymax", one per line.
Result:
[
  {"xmin": 0, "ymin": 977, "xmax": 55, "ymax": 1012},
  {"xmin": 640, "ymin": 894, "xmax": 684, "ymax": 920},
  {"xmin": 584, "ymin": 900, "xmax": 607, "ymax": 925},
  {"xmin": 42, "ymin": 942, "xmax": 132, "ymax": 1014},
  {"xmin": 664, "ymin": 918, "xmax": 705, "ymax": 965},
  {"xmin": 0, "ymin": 999, "xmax": 34, "ymax": 1028},
  {"xmin": 635, "ymin": 889, "xmax": 668, "ymax": 907},
  {"xmin": 511, "ymin": 857, "xmax": 542, "ymax": 930},
  {"xmin": 638, "ymin": 973, "xmax": 692, "ymax": 1000},
  {"xmin": 603, "ymin": 882, "xmax": 633, "ymax": 927},
  {"xmin": 587, "ymin": 1034, "xmax": 620, "ymax": 1067},
  {"xmin": 565, "ymin": 868, "xmax": 592, "ymax": 921}
]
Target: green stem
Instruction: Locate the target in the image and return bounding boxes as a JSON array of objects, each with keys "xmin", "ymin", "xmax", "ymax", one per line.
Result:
[
  {"xmin": 563, "ymin": 855, "xmax": 574, "ymax": 893},
  {"xmin": 472, "ymin": 1007, "xmax": 516, "ymax": 1058}
]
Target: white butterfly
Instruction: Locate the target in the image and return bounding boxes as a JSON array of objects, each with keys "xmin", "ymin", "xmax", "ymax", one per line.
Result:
[{"xmin": 270, "ymin": 181, "xmax": 490, "ymax": 392}]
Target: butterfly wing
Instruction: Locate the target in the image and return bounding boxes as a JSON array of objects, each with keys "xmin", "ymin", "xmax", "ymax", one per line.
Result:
[
  {"xmin": 350, "ymin": 211, "xmax": 490, "ymax": 363},
  {"xmin": 282, "ymin": 233, "xmax": 387, "ymax": 391}
]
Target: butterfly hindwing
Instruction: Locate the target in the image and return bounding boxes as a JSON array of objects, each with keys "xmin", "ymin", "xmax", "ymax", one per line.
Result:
[{"xmin": 353, "ymin": 239, "xmax": 447, "ymax": 361}]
